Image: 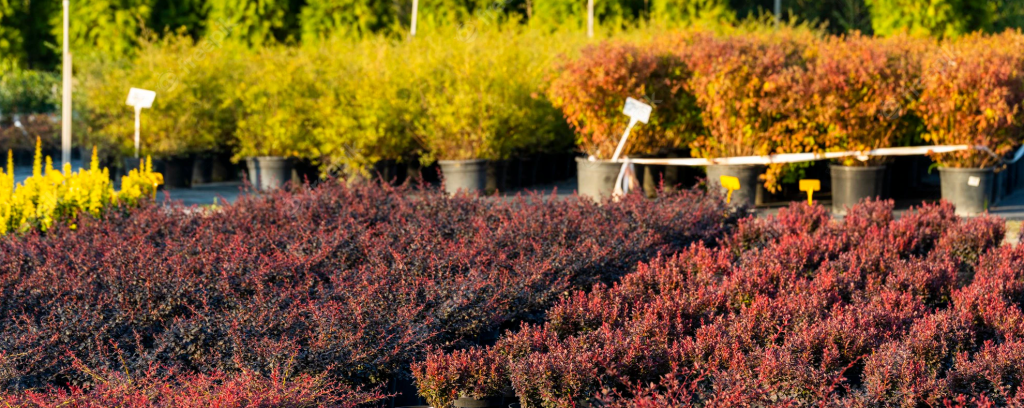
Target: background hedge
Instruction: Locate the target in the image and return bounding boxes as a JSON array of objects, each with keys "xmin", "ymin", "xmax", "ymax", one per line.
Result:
[{"xmin": 2, "ymin": 0, "xmax": 1024, "ymax": 69}]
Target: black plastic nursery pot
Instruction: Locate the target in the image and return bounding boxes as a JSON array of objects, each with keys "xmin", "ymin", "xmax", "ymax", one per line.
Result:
[
  {"xmin": 576, "ymin": 157, "xmax": 622, "ymax": 202},
  {"xmin": 830, "ymin": 164, "xmax": 888, "ymax": 215},
  {"xmin": 372, "ymin": 159, "xmax": 405, "ymax": 185},
  {"xmin": 705, "ymin": 164, "xmax": 764, "ymax": 208},
  {"xmin": 486, "ymin": 160, "xmax": 508, "ymax": 193},
  {"xmin": 292, "ymin": 159, "xmax": 320, "ymax": 185},
  {"xmin": 439, "ymin": 159, "xmax": 488, "ymax": 195},
  {"xmin": 211, "ymin": 152, "xmax": 240, "ymax": 182},
  {"xmin": 246, "ymin": 156, "xmax": 294, "ymax": 191},
  {"xmin": 939, "ymin": 167, "xmax": 995, "ymax": 216},
  {"xmin": 154, "ymin": 156, "xmax": 195, "ymax": 189},
  {"xmin": 453, "ymin": 396, "xmax": 504, "ymax": 408},
  {"xmin": 122, "ymin": 157, "xmax": 142, "ymax": 175},
  {"xmin": 192, "ymin": 155, "xmax": 215, "ymax": 185}
]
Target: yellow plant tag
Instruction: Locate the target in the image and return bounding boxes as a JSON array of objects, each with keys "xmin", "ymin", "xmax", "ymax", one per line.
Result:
[
  {"xmin": 799, "ymin": 179, "xmax": 821, "ymax": 205},
  {"xmin": 720, "ymin": 176, "xmax": 740, "ymax": 204}
]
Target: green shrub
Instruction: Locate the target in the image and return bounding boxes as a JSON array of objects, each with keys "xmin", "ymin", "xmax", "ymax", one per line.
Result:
[
  {"xmin": 308, "ymin": 36, "xmax": 418, "ymax": 177},
  {"xmin": 405, "ymin": 24, "xmax": 577, "ymax": 162},
  {"xmin": 0, "ymin": 61, "xmax": 59, "ymax": 114},
  {"xmin": 233, "ymin": 46, "xmax": 321, "ymax": 160},
  {"xmin": 78, "ymin": 34, "xmax": 245, "ymax": 159}
]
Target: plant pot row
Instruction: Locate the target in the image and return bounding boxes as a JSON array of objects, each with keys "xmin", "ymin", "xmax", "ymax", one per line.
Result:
[
  {"xmin": 576, "ymin": 160, "xmax": 998, "ymax": 216},
  {"xmin": 437, "ymin": 154, "xmax": 577, "ymax": 195},
  {"xmin": 123, "ymin": 154, "xmax": 245, "ymax": 189}
]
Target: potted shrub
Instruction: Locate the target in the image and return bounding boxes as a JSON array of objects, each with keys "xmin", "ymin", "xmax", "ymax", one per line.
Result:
[
  {"xmin": 918, "ymin": 32, "xmax": 1024, "ymax": 215},
  {"xmin": 548, "ymin": 40, "xmax": 700, "ymax": 201},
  {"xmin": 798, "ymin": 34, "xmax": 925, "ymax": 214},
  {"xmin": 78, "ymin": 35, "xmax": 242, "ymax": 188},
  {"xmin": 413, "ymin": 347, "xmax": 512, "ymax": 408},
  {"xmin": 684, "ymin": 30, "xmax": 814, "ymax": 207},
  {"xmin": 234, "ymin": 48, "xmax": 321, "ymax": 191},
  {"xmin": 310, "ymin": 36, "xmax": 417, "ymax": 185},
  {"xmin": 408, "ymin": 26, "xmax": 568, "ymax": 196}
]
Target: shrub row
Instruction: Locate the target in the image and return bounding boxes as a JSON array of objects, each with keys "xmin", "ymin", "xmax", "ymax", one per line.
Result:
[
  {"xmin": 5, "ymin": 0, "xmax": 1023, "ymax": 68},
  {"xmin": 415, "ymin": 199, "xmax": 1024, "ymax": 407},
  {"xmin": 555, "ymin": 29, "xmax": 1024, "ymax": 190},
  {"xmin": 78, "ymin": 25, "xmax": 581, "ymax": 177},
  {"xmin": 0, "ymin": 182, "xmax": 739, "ymax": 400},
  {"xmin": 71, "ymin": 27, "xmax": 1024, "ymax": 188}
]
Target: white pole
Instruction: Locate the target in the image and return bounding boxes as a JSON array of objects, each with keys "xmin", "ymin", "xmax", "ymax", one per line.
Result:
[
  {"xmin": 134, "ymin": 106, "xmax": 141, "ymax": 159},
  {"xmin": 774, "ymin": 0, "xmax": 781, "ymax": 25},
  {"xmin": 587, "ymin": 0, "xmax": 595, "ymax": 38},
  {"xmin": 610, "ymin": 118, "xmax": 638, "ymax": 162},
  {"xmin": 411, "ymin": 0, "xmax": 419, "ymax": 36},
  {"xmin": 61, "ymin": 0, "xmax": 72, "ymax": 168}
]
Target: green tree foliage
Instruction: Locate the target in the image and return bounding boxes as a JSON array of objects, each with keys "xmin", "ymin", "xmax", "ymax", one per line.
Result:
[
  {"xmin": 865, "ymin": 0, "xmax": 995, "ymax": 37},
  {"xmin": 16, "ymin": 0, "xmax": 59, "ymax": 68},
  {"xmin": 651, "ymin": 0, "xmax": 735, "ymax": 25},
  {"xmin": 299, "ymin": 0, "xmax": 398, "ymax": 41},
  {"xmin": 991, "ymin": 0, "xmax": 1024, "ymax": 32},
  {"xmin": 529, "ymin": 0, "xmax": 637, "ymax": 31},
  {"xmin": 148, "ymin": 0, "xmax": 207, "ymax": 36},
  {"xmin": 204, "ymin": 0, "xmax": 299, "ymax": 46},
  {"xmin": 0, "ymin": 0, "xmax": 22, "ymax": 63},
  {"xmin": 50, "ymin": 0, "xmax": 153, "ymax": 57}
]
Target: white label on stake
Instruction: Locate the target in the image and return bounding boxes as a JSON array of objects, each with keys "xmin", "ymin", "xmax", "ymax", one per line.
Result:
[
  {"xmin": 623, "ymin": 97, "xmax": 653, "ymax": 124},
  {"xmin": 126, "ymin": 88, "xmax": 157, "ymax": 109},
  {"xmin": 968, "ymin": 176, "xmax": 981, "ymax": 187}
]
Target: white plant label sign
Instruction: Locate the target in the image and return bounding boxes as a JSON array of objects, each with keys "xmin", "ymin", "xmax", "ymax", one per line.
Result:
[
  {"xmin": 610, "ymin": 97, "xmax": 654, "ymax": 162},
  {"xmin": 622, "ymin": 97, "xmax": 652, "ymax": 124},
  {"xmin": 126, "ymin": 88, "xmax": 156, "ymax": 158},
  {"xmin": 126, "ymin": 88, "xmax": 156, "ymax": 108},
  {"xmin": 968, "ymin": 176, "xmax": 981, "ymax": 187}
]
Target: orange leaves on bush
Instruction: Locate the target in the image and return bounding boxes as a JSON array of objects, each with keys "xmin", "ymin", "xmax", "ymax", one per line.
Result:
[
  {"xmin": 794, "ymin": 33, "xmax": 928, "ymax": 167},
  {"xmin": 919, "ymin": 31, "xmax": 1024, "ymax": 168},
  {"xmin": 547, "ymin": 41, "xmax": 700, "ymax": 159}
]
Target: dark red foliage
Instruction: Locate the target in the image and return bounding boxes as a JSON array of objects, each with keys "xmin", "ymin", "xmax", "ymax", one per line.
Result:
[
  {"xmin": 419, "ymin": 199, "xmax": 1024, "ymax": 407},
  {"xmin": 0, "ymin": 367, "xmax": 383, "ymax": 407},
  {"xmin": 0, "ymin": 182, "xmax": 737, "ymax": 401}
]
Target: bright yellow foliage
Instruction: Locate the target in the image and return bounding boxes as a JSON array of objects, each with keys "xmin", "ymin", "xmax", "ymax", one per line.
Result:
[{"xmin": 0, "ymin": 139, "xmax": 163, "ymax": 235}]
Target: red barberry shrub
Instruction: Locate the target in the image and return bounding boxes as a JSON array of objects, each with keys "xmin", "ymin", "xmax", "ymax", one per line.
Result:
[
  {"xmin": 0, "ymin": 367, "xmax": 382, "ymax": 408},
  {"xmin": 0, "ymin": 182, "xmax": 737, "ymax": 402},
  {"xmin": 947, "ymin": 339, "xmax": 1024, "ymax": 406},
  {"xmin": 412, "ymin": 347, "xmax": 508, "ymax": 408},
  {"xmin": 432, "ymin": 199, "xmax": 1024, "ymax": 407}
]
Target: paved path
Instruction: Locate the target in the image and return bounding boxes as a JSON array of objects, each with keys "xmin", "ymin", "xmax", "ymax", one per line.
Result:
[
  {"xmin": 159, "ymin": 182, "xmax": 247, "ymax": 206},
  {"xmin": 155, "ymin": 177, "xmax": 1024, "ymax": 217}
]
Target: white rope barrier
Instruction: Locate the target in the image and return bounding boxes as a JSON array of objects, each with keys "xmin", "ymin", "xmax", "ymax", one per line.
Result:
[
  {"xmin": 604, "ymin": 97, "xmax": 1024, "ymax": 198},
  {"xmin": 609, "ymin": 144, "xmax": 1024, "ymax": 198},
  {"xmin": 617, "ymin": 144, "xmax": 990, "ymax": 166}
]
